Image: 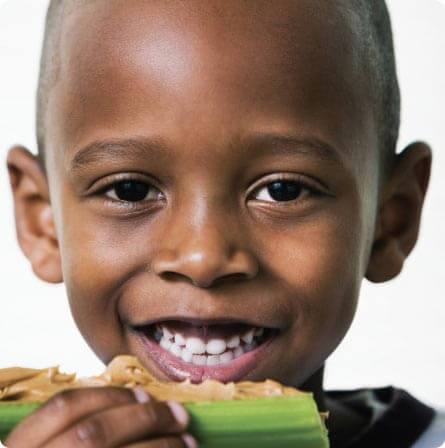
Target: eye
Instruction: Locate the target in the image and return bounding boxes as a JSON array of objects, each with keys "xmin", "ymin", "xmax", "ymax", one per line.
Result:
[
  {"xmin": 251, "ymin": 179, "xmax": 320, "ymax": 203},
  {"xmin": 104, "ymin": 180, "xmax": 162, "ymax": 203}
]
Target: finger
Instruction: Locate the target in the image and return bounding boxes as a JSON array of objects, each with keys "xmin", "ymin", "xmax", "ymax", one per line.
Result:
[
  {"xmin": 44, "ymin": 399, "xmax": 190, "ymax": 448},
  {"xmin": 124, "ymin": 434, "xmax": 198, "ymax": 448},
  {"xmin": 5, "ymin": 387, "xmax": 137, "ymax": 448}
]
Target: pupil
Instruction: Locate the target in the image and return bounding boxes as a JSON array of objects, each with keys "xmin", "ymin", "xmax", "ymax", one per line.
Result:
[
  {"xmin": 115, "ymin": 181, "xmax": 149, "ymax": 202},
  {"xmin": 268, "ymin": 181, "xmax": 302, "ymax": 201}
]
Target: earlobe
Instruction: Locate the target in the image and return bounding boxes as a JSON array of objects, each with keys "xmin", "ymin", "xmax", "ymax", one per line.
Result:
[
  {"xmin": 365, "ymin": 142, "xmax": 432, "ymax": 283},
  {"xmin": 7, "ymin": 145, "xmax": 63, "ymax": 284},
  {"xmin": 366, "ymin": 238, "xmax": 405, "ymax": 282}
]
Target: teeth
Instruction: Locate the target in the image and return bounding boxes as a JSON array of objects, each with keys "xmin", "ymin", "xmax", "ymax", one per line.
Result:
[
  {"xmin": 241, "ymin": 329, "xmax": 254, "ymax": 344},
  {"xmin": 234, "ymin": 346, "xmax": 244, "ymax": 358},
  {"xmin": 220, "ymin": 351, "xmax": 234, "ymax": 364},
  {"xmin": 156, "ymin": 326, "xmax": 267, "ymax": 364},
  {"xmin": 227, "ymin": 335, "xmax": 240, "ymax": 348},
  {"xmin": 169, "ymin": 343, "xmax": 182, "ymax": 357},
  {"xmin": 186, "ymin": 337, "xmax": 206, "ymax": 355},
  {"xmin": 174, "ymin": 333, "xmax": 186, "ymax": 346},
  {"xmin": 160, "ymin": 338, "xmax": 172, "ymax": 351},
  {"xmin": 207, "ymin": 355, "xmax": 220, "ymax": 366},
  {"xmin": 206, "ymin": 339, "xmax": 227, "ymax": 355},
  {"xmin": 181, "ymin": 348, "xmax": 193, "ymax": 363},
  {"xmin": 192, "ymin": 355, "xmax": 207, "ymax": 365},
  {"xmin": 162, "ymin": 326, "xmax": 174, "ymax": 340}
]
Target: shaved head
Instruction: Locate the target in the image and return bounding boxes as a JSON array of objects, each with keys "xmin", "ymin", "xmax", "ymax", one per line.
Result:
[{"xmin": 36, "ymin": 0, "xmax": 400, "ymax": 179}]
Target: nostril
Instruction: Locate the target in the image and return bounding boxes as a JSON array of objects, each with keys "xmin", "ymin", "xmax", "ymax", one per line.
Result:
[
  {"xmin": 213, "ymin": 272, "xmax": 249, "ymax": 286},
  {"xmin": 159, "ymin": 271, "xmax": 247, "ymax": 288},
  {"xmin": 160, "ymin": 271, "xmax": 190, "ymax": 283}
]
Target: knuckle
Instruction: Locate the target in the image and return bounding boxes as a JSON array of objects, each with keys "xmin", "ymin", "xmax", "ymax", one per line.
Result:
[
  {"xmin": 72, "ymin": 417, "xmax": 108, "ymax": 447},
  {"xmin": 46, "ymin": 389, "xmax": 77, "ymax": 415},
  {"xmin": 135, "ymin": 402, "xmax": 160, "ymax": 427}
]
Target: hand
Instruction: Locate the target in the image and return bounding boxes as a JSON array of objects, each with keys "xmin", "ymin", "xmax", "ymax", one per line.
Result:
[{"xmin": 5, "ymin": 386, "xmax": 197, "ymax": 448}]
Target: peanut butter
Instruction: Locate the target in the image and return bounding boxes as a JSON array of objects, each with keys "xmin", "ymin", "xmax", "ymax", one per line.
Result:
[{"xmin": 0, "ymin": 355, "xmax": 304, "ymax": 403}]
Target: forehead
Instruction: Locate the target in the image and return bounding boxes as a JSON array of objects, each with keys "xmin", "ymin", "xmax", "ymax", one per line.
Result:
[{"xmin": 45, "ymin": 0, "xmax": 375, "ymax": 173}]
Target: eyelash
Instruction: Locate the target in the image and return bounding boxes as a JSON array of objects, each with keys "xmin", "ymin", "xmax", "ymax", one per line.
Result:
[
  {"xmin": 249, "ymin": 174, "xmax": 323, "ymax": 205},
  {"xmin": 95, "ymin": 174, "xmax": 324, "ymax": 208}
]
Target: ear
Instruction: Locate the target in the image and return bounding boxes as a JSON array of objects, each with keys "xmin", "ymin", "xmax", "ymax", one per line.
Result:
[
  {"xmin": 7, "ymin": 145, "xmax": 63, "ymax": 283},
  {"xmin": 365, "ymin": 142, "xmax": 432, "ymax": 283}
]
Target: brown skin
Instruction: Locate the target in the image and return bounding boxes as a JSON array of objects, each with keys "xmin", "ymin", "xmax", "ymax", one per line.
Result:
[
  {"xmin": 5, "ymin": 387, "xmax": 194, "ymax": 448},
  {"xmin": 6, "ymin": 0, "xmax": 432, "ymax": 446}
]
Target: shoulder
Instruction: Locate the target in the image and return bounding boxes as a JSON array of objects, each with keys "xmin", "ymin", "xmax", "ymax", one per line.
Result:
[{"xmin": 412, "ymin": 408, "xmax": 445, "ymax": 448}]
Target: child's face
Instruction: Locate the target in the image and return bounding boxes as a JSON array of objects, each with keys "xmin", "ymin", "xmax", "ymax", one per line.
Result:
[{"xmin": 9, "ymin": 1, "xmax": 430, "ymax": 386}]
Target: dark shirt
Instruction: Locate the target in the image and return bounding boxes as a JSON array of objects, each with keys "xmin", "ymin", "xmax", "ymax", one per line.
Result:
[{"xmin": 326, "ymin": 386, "xmax": 444, "ymax": 448}]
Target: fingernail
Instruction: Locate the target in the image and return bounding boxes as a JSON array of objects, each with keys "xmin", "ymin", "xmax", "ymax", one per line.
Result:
[
  {"xmin": 182, "ymin": 433, "xmax": 198, "ymax": 448},
  {"xmin": 133, "ymin": 387, "xmax": 150, "ymax": 403},
  {"xmin": 167, "ymin": 400, "xmax": 189, "ymax": 427}
]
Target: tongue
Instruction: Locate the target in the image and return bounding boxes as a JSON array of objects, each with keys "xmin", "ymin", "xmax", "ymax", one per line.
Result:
[{"xmin": 160, "ymin": 321, "xmax": 252, "ymax": 341}]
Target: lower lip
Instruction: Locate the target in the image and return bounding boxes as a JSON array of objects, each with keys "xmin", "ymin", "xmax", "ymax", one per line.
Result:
[{"xmin": 135, "ymin": 330, "xmax": 276, "ymax": 383}]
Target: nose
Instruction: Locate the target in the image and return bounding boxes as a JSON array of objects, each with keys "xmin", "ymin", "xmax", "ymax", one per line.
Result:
[{"xmin": 152, "ymin": 208, "xmax": 259, "ymax": 288}]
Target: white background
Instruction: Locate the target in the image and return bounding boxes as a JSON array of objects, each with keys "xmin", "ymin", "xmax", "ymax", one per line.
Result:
[{"xmin": 0, "ymin": 0, "xmax": 444, "ymax": 408}]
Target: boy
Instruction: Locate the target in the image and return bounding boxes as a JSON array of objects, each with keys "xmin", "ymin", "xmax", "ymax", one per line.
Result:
[{"xmin": 4, "ymin": 0, "xmax": 444, "ymax": 447}]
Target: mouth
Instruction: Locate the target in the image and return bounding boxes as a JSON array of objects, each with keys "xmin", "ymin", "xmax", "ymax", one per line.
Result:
[{"xmin": 132, "ymin": 319, "xmax": 279, "ymax": 383}]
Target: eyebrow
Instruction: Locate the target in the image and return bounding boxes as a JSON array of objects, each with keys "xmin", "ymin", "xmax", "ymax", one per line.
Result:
[
  {"xmin": 68, "ymin": 132, "xmax": 342, "ymax": 173},
  {"xmin": 68, "ymin": 136, "xmax": 170, "ymax": 172},
  {"xmin": 239, "ymin": 133, "xmax": 343, "ymax": 164}
]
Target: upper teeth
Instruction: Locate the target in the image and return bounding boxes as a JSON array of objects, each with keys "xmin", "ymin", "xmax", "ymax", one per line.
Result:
[
  {"xmin": 241, "ymin": 329, "xmax": 254, "ymax": 344},
  {"xmin": 163, "ymin": 327, "xmax": 174, "ymax": 340},
  {"xmin": 227, "ymin": 335, "xmax": 240, "ymax": 348},
  {"xmin": 155, "ymin": 325, "xmax": 266, "ymax": 366},
  {"xmin": 206, "ymin": 339, "xmax": 226, "ymax": 355},
  {"xmin": 185, "ymin": 337, "xmax": 206, "ymax": 355},
  {"xmin": 174, "ymin": 333, "xmax": 186, "ymax": 346}
]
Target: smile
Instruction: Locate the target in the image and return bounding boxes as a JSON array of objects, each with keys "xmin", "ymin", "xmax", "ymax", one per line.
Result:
[{"xmin": 133, "ymin": 320, "xmax": 278, "ymax": 383}]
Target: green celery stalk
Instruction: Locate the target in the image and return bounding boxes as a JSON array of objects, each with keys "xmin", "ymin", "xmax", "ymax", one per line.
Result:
[
  {"xmin": 0, "ymin": 402, "xmax": 40, "ymax": 441},
  {"xmin": 0, "ymin": 396, "xmax": 329, "ymax": 447}
]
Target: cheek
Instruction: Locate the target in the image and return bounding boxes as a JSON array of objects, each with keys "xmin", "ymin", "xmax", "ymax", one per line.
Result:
[
  {"xmin": 58, "ymin": 206, "xmax": 149, "ymax": 361},
  {"xmin": 260, "ymin": 208, "xmax": 365, "ymax": 380}
]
